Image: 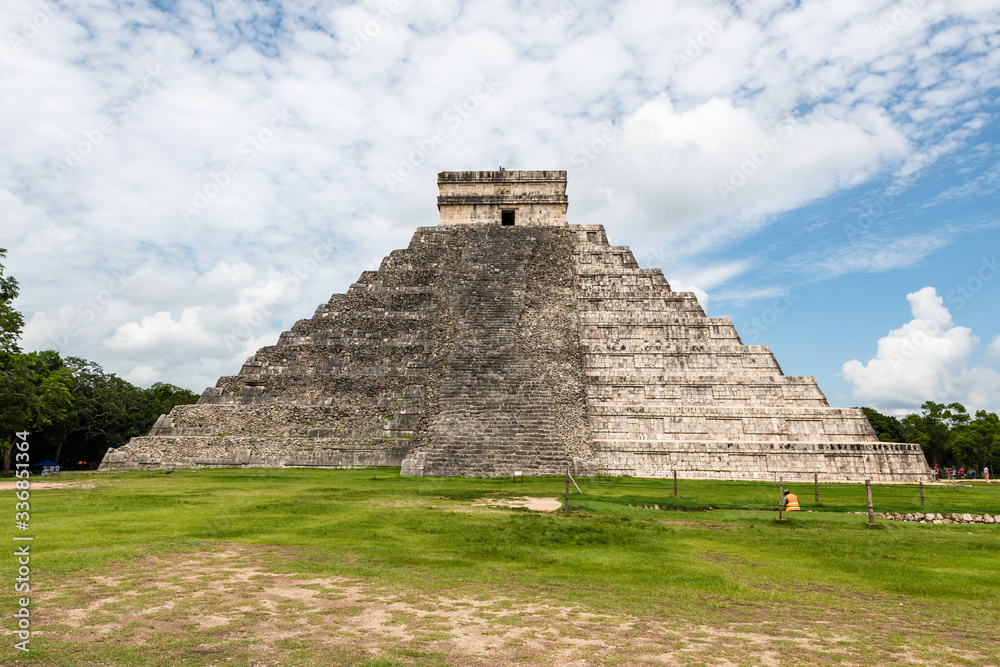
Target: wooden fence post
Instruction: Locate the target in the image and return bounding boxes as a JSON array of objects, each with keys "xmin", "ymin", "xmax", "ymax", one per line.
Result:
[
  {"xmin": 814, "ymin": 472, "xmax": 819, "ymax": 503},
  {"xmin": 866, "ymin": 480, "xmax": 874, "ymax": 525},
  {"xmin": 920, "ymin": 480, "xmax": 924, "ymax": 506},
  {"xmin": 565, "ymin": 467, "xmax": 570, "ymax": 512},
  {"xmin": 673, "ymin": 470, "xmax": 678, "ymax": 498},
  {"xmin": 778, "ymin": 479, "xmax": 784, "ymax": 521}
]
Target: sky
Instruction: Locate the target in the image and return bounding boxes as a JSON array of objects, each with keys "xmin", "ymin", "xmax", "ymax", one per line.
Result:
[{"xmin": 1, "ymin": 0, "xmax": 998, "ymax": 416}]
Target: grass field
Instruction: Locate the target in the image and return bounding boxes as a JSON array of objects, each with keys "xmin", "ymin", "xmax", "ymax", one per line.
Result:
[{"xmin": 3, "ymin": 469, "xmax": 999, "ymax": 666}]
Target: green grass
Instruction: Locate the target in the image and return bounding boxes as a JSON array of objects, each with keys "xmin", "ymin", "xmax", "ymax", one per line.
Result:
[{"xmin": 3, "ymin": 469, "xmax": 1000, "ymax": 665}]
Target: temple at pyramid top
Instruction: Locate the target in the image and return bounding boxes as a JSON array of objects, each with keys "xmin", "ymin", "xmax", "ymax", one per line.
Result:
[
  {"xmin": 437, "ymin": 170, "xmax": 568, "ymax": 226},
  {"xmin": 101, "ymin": 168, "xmax": 931, "ymax": 483}
]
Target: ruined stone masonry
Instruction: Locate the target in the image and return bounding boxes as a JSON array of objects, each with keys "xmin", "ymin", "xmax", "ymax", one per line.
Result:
[{"xmin": 101, "ymin": 170, "xmax": 931, "ymax": 482}]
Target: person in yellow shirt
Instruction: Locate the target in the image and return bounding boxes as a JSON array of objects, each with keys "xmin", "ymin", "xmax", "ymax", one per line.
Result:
[{"xmin": 782, "ymin": 490, "xmax": 800, "ymax": 512}]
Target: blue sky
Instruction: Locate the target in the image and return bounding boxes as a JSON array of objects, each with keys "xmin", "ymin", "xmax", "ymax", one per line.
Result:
[{"xmin": 1, "ymin": 0, "xmax": 998, "ymax": 415}]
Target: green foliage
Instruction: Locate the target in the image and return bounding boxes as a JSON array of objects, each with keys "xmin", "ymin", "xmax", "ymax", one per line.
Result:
[
  {"xmin": 37, "ymin": 358, "xmax": 200, "ymax": 466},
  {"xmin": 864, "ymin": 401, "xmax": 999, "ymax": 470},
  {"xmin": 1, "ymin": 351, "xmax": 199, "ymax": 468},
  {"xmin": 951, "ymin": 410, "xmax": 1000, "ymax": 471},
  {"xmin": 860, "ymin": 406, "xmax": 902, "ymax": 442},
  {"xmin": 0, "ymin": 254, "xmax": 199, "ymax": 467},
  {"xmin": 0, "ymin": 349, "xmax": 75, "ymax": 465},
  {"xmin": 902, "ymin": 401, "xmax": 964, "ymax": 465},
  {"xmin": 0, "ymin": 248, "xmax": 24, "ymax": 354},
  {"xmin": 6, "ymin": 470, "xmax": 1000, "ymax": 665}
]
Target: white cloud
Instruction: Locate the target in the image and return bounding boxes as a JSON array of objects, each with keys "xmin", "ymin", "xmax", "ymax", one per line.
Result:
[
  {"xmin": 986, "ymin": 335, "xmax": 1000, "ymax": 362},
  {"xmin": 124, "ymin": 364, "xmax": 159, "ymax": 387},
  {"xmin": 0, "ymin": 189, "xmax": 52, "ymax": 249},
  {"xmin": 19, "ymin": 256, "xmax": 348, "ymax": 390},
  {"xmin": 104, "ymin": 308, "xmax": 210, "ymax": 354},
  {"xmin": 843, "ymin": 287, "xmax": 1000, "ymax": 412},
  {"xmin": 2, "ymin": 0, "xmax": 999, "ymax": 391},
  {"xmin": 574, "ymin": 95, "xmax": 908, "ymax": 243},
  {"xmin": 657, "ymin": 260, "xmax": 753, "ymax": 310},
  {"xmin": 665, "ymin": 280, "xmax": 710, "ymax": 311},
  {"xmin": 787, "ymin": 231, "xmax": 953, "ymax": 280}
]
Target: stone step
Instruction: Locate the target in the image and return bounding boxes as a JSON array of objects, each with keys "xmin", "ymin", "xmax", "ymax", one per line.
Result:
[{"xmin": 103, "ymin": 219, "xmax": 927, "ymax": 482}]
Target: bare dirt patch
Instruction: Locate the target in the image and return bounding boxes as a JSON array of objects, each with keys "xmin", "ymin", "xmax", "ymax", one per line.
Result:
[
  {"xmin": 0, "ymin": 480, "xmax": 96, "ymax": 490},
  {"xmin": 657, "ymin": 519, "xmax": 736, "ymax": 530},
  {"xmin": 475, "ymin": 496, "xmax": 563, "ymax": 512},
  {"xmin": 29, "ymin": 545, "xmax": 987, "ymax": 666}
]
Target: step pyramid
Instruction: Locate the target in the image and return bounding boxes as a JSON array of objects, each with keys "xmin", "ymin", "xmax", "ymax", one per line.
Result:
[{"xmin": 101, "ymin": 170, "xmax": 931, "ymax": 482}]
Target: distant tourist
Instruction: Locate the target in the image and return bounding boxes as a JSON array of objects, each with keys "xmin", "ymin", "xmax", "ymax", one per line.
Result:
[
  {"xmin": 985, "ymin": 467, "xmax": 990, "ymax": 482},
  {"xmin": 782, "ymin": 490, "xmax": 800, "ymax": 512}
]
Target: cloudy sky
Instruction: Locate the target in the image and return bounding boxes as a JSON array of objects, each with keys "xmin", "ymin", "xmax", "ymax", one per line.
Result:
[{"xmin": 2, "ymin": 0, "xmax": 998, "ymax": 415}]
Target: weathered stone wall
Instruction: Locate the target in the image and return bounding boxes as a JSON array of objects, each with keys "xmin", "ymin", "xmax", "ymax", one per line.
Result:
[
  {"xmin": 437, "ymin": 170, "xmax": 568, "ymax": 226},
  {"xmin": 562, "ymin": 224, "xmax": 930, "ymax": 481},
  {"xmin": 103, "ymin": 436, "xmax": 408, "ymax": 470},
  {"xmin": 101, "ymin": 225, "xmax": 455, "ymax": 471},
  {"xmin": 101, "ymin": 214, "xmax": 931, "ymax": 482},
  {"xmin": 401, "ymin": 225, "xmax": 591, "ymax": 477},
  {"xmin": 593, "ymin": 441, "xmax": 927, "ymax": 482}
]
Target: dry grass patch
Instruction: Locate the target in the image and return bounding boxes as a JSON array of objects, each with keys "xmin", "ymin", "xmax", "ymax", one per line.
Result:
[
  {"xmin": 475, "ymin": 496, "xmax": 564, "ymax": 512},
  {"xmin": 24, "ymin": 544, "xmax": 996, "ymax": 665}
]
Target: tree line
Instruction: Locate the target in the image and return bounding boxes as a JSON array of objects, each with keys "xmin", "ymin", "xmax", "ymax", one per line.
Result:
[
  {"xmin": 0, "ymin": 249, "xmax": 198, "ymax": 470},
  {"xmin": 862, "ymin": 403, "xmax": 999, "ymax": 471}
]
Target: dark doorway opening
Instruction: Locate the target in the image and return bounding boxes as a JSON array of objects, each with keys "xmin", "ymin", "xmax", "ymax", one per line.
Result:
[{"xmin": 501, "ymin": 210, "xmax": 515, "ymax": 226}]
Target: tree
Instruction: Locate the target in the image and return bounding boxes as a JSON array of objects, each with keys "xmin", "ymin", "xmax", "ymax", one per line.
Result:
[
  {"xmin": 0, "ymin": 253, "xmax": 199, "ymax": 469},
  {"xmin": 0, "ymin": 248, "xmax": 24, "ymax": 354},
  {"xmin": 950, "ymin": 410, "xmax": 1000, "ymax": 472},
  {"xmin": 860, "ymin": 407, "xmax": 902, "ymax": 442},
  {"xmin": 38, "ymin": 359, "xmax": 200, "ymax": 466},
  {"xmin": 44, "ymin": 357, "xmax": 137, "ymax": 465},
  {"xmin": 0, "ymin": 350, "xmax": 75, "ymax": 470},
  {"xmin": 897, "ymin": 401, "xmax": 969, "ymax": 466}
]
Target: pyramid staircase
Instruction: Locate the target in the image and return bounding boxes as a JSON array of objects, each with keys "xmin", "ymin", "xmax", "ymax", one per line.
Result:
[{"xmin": 102, "ymin": 171, "xmax": 930, "ymax": 482}]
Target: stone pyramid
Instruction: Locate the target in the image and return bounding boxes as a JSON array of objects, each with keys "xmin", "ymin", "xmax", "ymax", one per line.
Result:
[{"xmin": 102, "ymin": 170, "xmax": 930, "ymax": 482}]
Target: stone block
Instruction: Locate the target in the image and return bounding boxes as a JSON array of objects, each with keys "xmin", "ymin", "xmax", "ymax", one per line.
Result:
[{"xmin": 102, "ymin": 172, "xmax": 930, "ymax": 482}]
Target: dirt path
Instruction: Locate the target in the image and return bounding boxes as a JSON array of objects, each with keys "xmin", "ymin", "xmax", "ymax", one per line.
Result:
[
  {"xmin": 27, "ymin": 545, "xmax": 990, "ymax": 666},
  {"xmin": 476, "ymin": 496, "xmax": 564, "ymax": 512},
  {"xmin": 0, "ymin": 480, "xmax": 96, "ymax": 490}
]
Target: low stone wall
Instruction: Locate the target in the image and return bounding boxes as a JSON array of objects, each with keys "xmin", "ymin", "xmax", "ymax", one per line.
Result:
[
  {"xmin": 100, "ymin": 436, "xmax": 408, "ymax": 470},
  {"xmin": 864, "ymin": 512, "xmax": 999, "ymax": 524},
  {"xmin": 593, "ymin": 441, "xmax": 931, "ymax": 483}
]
